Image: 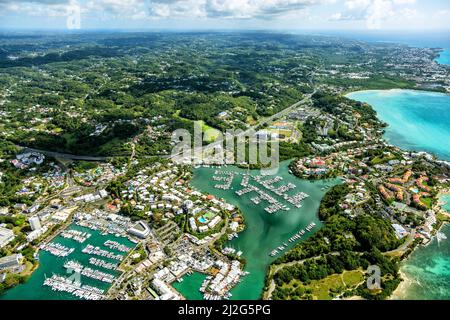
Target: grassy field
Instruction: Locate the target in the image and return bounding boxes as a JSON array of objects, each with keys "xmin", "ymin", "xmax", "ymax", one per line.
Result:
[
  {"xmin": 311, "ymin": 269, "xmax": 364, "ymax": 300},
  {"xmin": 282, "ymin": 269, "xmax": 365, "ymax": 300},
  {"xmin": 196, "ymin": 120, "xmax": 221, "ymax": 142}
]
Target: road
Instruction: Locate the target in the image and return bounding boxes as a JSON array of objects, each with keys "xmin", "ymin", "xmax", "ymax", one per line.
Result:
[
  {"xmin": 169, "ymin": 92, "xmax": 314, "ymax": 161},
  {"xmin": 17, "ymin": 93, "xmax": 313, "ymax": 163},
  {"xmin": 384, "ymin": 230, "xmax": 416, "ymax": 257},
  {"xmin": 19, "ymin": 147, "xmax": 108, "ymax": 161}
]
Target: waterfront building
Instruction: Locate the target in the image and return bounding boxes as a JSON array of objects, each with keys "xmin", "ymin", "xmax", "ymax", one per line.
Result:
[
  {"xmin": 151, "ymin": 278, "xmax": 181, "ymax": 300},
  {"xmin": 0, "ymin": 254, "xmax": 23, "ymax": 272},
  {"xmin": 392, "ymin": 224, "xmax": 409, "ymax": 239},
  {"xmin": 26, "ymin": 226, "xmax": 48, "ymax": 242}
]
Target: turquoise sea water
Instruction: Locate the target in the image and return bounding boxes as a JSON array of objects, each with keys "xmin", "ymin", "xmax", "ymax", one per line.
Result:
[
  {"xmin": 347, "ymin": 89, "xmax": 450, "ymax": 300},
  {"xmin": 346, "ymin": 90, "xmax": 450, "ymax": 161},
  {"xmin": 441, "ymin": 195, "xmax": 450, "ymax": 212},
  {"xmin": 0, "ymin": 225, "xmax": 134, "ymax": 300},
  {"xmin": 436, "ymin": 49, "xmax": 450, "ymax": 66},
  {"xmin": 393, "ymin": 223, "xmax": 450, "ymax": 300},
  {"xmin": 188, "ymin": 161, "xmax": 341, "ymax": 300}
]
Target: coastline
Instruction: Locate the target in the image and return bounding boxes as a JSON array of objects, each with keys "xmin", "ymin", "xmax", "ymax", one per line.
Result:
[
  {"xmin": 346, "ymin": 88, "xmax": 450, "ymax": 300},
  {"xmin": 388, "ymin": 203, "xmax": 450, "ymax": 300},
  {"xmin": 389, "ymin": 270, "xmax": 414, "ymax": 300}
]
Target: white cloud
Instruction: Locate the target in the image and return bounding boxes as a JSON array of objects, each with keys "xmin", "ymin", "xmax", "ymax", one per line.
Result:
[
  {"xmin": 331, "ymin": 0, "xmax": 418, "ymax": 30},
  {"xmin": 392, "ymin": 0, "xmax": 415, "ymax": 4},
  {"xmin": 0, "ymin": 1, "xmax": 71, "ymax": 16},
  {"xmin": 366, "ymin": 0, "xmax": 394, "ymax": 30},
  {"xmin": 400, "ymin": 8, "xmax": 417, "ymax": 19},
  {"xmin": 1, "ymin": 0, "xmax": 336, "ymax": 21},
  {"xmin": 147, "ymin": 0, "xmax": 335, "ymax": 19}
]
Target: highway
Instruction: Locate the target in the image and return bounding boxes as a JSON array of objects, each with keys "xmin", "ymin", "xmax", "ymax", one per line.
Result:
[
  {"xmin": 18, "ymin": 147, "xmax": 109, "ymax": 161},
  {"xmin": 17, "ymin": 93, "xmax": 313, "ymax": 163},
  {"xmin": 169, "ymin": 92, "xmax": 314, "ymax": 161}
]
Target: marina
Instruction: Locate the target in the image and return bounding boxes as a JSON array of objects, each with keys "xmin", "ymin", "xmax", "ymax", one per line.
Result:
[
  {"xmin": 269, "ymin": 221, "xmax": 317, "ymax": 256},
  {"xmin": 104, "ymin": 240, "xmax": 131, "ymax": 253},
  {"xmin": 63, "ymin": 260, "xmax": 116, "ymax": 283},
  {"xmin": 40, "ymin": 242, "xmax": 75, "ymax": 257},
  {"xmin": 190, "ymin": 161, "xmax": 341, "ymax": 300},
  {"xmin": 0, "ymin": 224, "xmax": 135, "ymax": 300},
  {"xmin": 43, "ymin": 275, "xmax": 104, "ymax": 300},
  {"xmin": 60, "ymin": 229, "xmax": 92, "ymax": 243},
  {"xmin": 82, "ymin": 244, "xmax": 124, "ymax": 261},
  {"xmin": 89, "ymin": 257, "xmax": 118, "ymax": 271}
]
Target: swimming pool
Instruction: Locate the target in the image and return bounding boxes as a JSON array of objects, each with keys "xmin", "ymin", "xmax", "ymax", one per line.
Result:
[{"xmin": 198, "ymin": 217, "xmax": 208, "ymax": 224}]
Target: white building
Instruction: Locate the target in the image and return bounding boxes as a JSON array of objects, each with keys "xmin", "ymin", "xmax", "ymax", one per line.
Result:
[
  {"xmin": 128, "ymin": 221, "xmax": 151, "ymax": 239},
  {"xmin": 189, "ymin": 217, "xmax": 197, "ymax": 232},
  {"xmin": 0, "ymin": 226, "xmax": 15, "ymax": 248},
  {"xmin": 0, "ymin": 254, "xmax": 23, "ymax": 272},
  {"xmin": 151, "ymin": 278, "xmax": 181, "ymax": 300},
  {"xmin": 27, "ymin": 226, "xmax": 48, "ymax": 242},
  {"xmin": 29, "ymin": 216, "xmax": 41, "ymax": 231},
  {"xmin": 207, "ymin": 216, "xmax": 222, "ymax": 229}
]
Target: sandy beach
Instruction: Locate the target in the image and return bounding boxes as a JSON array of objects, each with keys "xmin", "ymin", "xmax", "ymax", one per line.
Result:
[{"xmin": 389, "ymin": 270, "xmax": 414, "ymax": 300}]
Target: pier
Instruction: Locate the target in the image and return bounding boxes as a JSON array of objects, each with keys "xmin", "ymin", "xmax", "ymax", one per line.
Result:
[
  {"xmin": 82, "ymin": 244, "xmax": 123, "ymax": 261},
  {"xmin": 60, "ymin": 229, "xmax": 92, "ymax": 243},
  {"xmin": 43, "ymin": 275, "xmax": 105, "ymax": 300},
  {"xmin": 64, "ymin": 260, "xmax": 116, "ymax": 284},
  {"xmin": 40, "ymin": 243, "xmax": 74, "ymax": 257},
  {"xmin": 269, "ymin": 222, "xmax": 317, "ymax": 256}
]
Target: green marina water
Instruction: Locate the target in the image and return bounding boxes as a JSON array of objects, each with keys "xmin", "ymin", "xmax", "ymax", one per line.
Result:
[
  {"xmin": 172, "ymin": 272, "xmax": 208, "ymax": 300},
  {"xmin": 185, "ymin": 161, "xmax": 341, "ymax": 300},
  {"xmin": 0, "ymin": 224, "xmax": 134, "ymax": 300}
]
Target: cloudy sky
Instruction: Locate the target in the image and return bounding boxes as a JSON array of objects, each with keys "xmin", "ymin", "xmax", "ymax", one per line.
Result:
[{"xmin": 0, "ymin": 0, "xmax": 449, "ymax": 30}]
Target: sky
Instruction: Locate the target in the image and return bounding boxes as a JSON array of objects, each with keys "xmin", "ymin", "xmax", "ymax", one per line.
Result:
[{"xmin": 0, "ymin": 0, "xmax": 449, "ymax": 31}]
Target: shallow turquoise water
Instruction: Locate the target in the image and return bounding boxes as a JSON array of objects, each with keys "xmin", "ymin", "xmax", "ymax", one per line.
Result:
[
  {"xmin": 0, "ymin": 225, "xmax": 134, "ymax": 300},
  {"xmin": 442, "ymin": 195, "xmax": 450, "ymax": 212},
  {"xmin": 436, "ymin": 49, "xmax": 450, "ymax": 66},
  {"xmin": 190, "ymin": 161, "xmax": 341, "ymax": 300},
  {"xmin": 346, "ymin": 89, "xmax": 450, "ymax": 161},
  {"xmin": 395, "ymin": 223, "xmax": 450, "ymax": 300}
]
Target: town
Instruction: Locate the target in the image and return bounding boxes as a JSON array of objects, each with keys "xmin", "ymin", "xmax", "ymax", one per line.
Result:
[{"xmin": 0, "ymin": 31, "xmax": 449, "ymax": 302}]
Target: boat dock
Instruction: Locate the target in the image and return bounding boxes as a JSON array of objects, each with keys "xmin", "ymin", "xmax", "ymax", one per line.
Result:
[
  {"xmin": 104, "ymin": 240, "xmax": 131, "ymax": 253},
  {"xmin": 82, "ymin": 244, "xmax": 123, "ymax": 261},
  {"xmin": 43, "ymin": 274, "xmax": 105, "ymax": 300},
  {"xmin": 63, "ymin": 260, "xmax": 116, "ymax": 284},
  {"xmin": 269, "ymin": 222, "xmax": 317, "ymax": 256},
  {"xmin": 89, "ymin": 257, "xmax": 118, "ymax": 271},
  {"xmin": 40, "ymin": 243, "xmax": 74, "ymax": 257},
  {"xmin": 60, "ymin": 229, "xmax": 92, "ymax": 243}
]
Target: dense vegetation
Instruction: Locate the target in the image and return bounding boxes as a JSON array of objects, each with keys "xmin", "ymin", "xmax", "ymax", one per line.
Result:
[
  {"xmin": 0, "ymin": 32, "xmax": 425, "ymax": 157},
  {"xmin": 268, "ymin": 184, "xmax": 402, "ymax": 300}
]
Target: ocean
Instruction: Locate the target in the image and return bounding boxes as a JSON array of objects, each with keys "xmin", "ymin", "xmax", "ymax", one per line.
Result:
[
  {"xmin": 306, "ymin": 30, "xmax": 450, "ymax": 66},
  {"xmin": 346, "ymin": 90, "xmax": 450, "ymax": 161},
  {"xmin": 347, "ymin": 89, "xmax": 450, "ymax": 300},
  {"xmin": 391, "ymin": 223, "xmax": 450, "ymax": 300}
]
